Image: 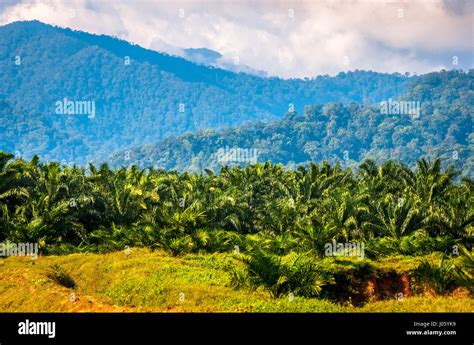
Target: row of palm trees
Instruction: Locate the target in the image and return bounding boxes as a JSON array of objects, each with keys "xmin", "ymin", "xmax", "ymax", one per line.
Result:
[{"xmin": 0, "ymin": 150, "xmax": 472, "ymax": 257}]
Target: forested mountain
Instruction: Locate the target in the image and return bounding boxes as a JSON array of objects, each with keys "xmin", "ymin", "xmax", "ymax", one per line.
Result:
[
  {"xmin": 0, "ymin": 20, "xmax": 412, "ymax": 165},
  {"xmin": 110, "ymin": 70, "xmax": 474, "ymax": 177}
]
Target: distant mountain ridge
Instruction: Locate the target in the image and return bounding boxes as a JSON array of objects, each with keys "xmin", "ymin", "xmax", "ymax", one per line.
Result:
[
  {"xmin": 110, "ymin": 70, "xmax": 474, "ymax": 177},
  {"xmin": 1, "ymin": 20, "xmax": 413, "ymax": 164},
  {"xmin": 183, "ymin": 48, "xmax": 223, "ymax": 64},
  {"xmin": 182, "ymin": 48, "xmax": 267, "ymax": 76}
]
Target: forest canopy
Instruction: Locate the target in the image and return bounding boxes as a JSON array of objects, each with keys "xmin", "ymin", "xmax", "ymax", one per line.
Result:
[
  {"xmin": 111, "ymin": 70, "xmax": 474, "ymax": 177},
  {"xmin": 0, "ymin": 21, "xmax": 412, "ymax": 165}
]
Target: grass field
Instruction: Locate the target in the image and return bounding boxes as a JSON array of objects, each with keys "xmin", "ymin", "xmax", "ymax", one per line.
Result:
[{"xmin": 0, "ymin": 248, "xmax": 472, "ymax": 313}]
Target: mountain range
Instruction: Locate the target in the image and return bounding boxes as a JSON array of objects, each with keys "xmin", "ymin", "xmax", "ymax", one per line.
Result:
[
  {"xmin": 0, "ymin": 20, "xmax": 412, "ymax": 165},
  {"xmin": 110, "ymin": 70, "xmax": 473, "ymax": 177}
]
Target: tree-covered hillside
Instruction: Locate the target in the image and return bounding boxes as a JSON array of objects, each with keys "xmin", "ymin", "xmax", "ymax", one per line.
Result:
[
  {"xmin": 0, "ymin": 21, "xmax": 412, "ymax": 165},
  {"xmin": 111, "ymin": 70, "xmax": 473, "ymax": 177}
]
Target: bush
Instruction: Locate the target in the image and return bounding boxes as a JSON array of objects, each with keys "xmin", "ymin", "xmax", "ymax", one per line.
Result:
[
  {"xmin": 365, "ymin": 233, "xmax": 456, "ymax": 259},
  {"xmin": 192, "ymin": 229, "xmax": 235, "ymax": 253},
  {"xmin": 414, "ymin": 255, "xmax": 457, "ymax": 295},
  {"xmin": 365, "ymin": 237, "xmax": 399, "ymax": 259},
  {"xmin": 399, "ymin": 234, "xmax": 455, "ymax": 256},
  {"xmin": 159, "ymin": 233, "xmax": 195, "ymax": 256},
  {"xmin": 230, "ymin": 250, "xmax": 327, "ymax": 298},
  {"xmin": 453, "ymin": 246, "xmax": 474, "ymax": 294}
]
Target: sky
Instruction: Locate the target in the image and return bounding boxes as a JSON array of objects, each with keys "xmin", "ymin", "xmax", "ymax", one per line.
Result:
[{"xmin": 0, "ymin": 0, "xmax": 472, "ymax": 78}]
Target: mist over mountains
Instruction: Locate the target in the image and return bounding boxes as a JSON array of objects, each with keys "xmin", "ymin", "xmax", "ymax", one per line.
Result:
[
  {"xmin": 182, "ymin": 48, "xmax": 267, "ymax": 77},
  {"xmin": 0, "ymin": 20, "xmax": 414, "ymax": 165}
]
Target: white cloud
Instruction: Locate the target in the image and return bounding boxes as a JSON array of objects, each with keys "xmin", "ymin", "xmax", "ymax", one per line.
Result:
[{"xmin": 1, "ymin": 0, "xmax": 472, "ymax": 78}]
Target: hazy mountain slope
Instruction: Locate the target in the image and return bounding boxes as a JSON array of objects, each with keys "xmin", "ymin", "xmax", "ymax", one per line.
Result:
[
  {"xmin": 110, "ymin": 70, "xmax": 473, "ymax": 176},
  {"xmin": 0, "ymin": 20, "xmax": 412, "ymax": 164},
  {"xmin": 183, "ymin": 48, "xmax": 223, "ymax": 65}
]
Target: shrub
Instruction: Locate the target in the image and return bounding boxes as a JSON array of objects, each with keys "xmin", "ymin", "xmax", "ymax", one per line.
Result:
[
  {"xmin": 160, "ymin": 234, "xmax": 195, "ymax": 256},
  {"xmin": 399, "ymin": 233, "xmax": 455, "ymax": 256},
  {"xmin": 414, "ymin": 255, "xmax": 457, "ymax": 295},
  {"xmin": 365, "ymin": 233, "xmax": 456, "ymax": 259},
  {"xmin": 453, "ymin": 246, "xmax": 474, "ymax": 294},
  {"xmin": 282, "ymin": 252, "xmax": 328, "ymax": 297},
  {"xmin": 192, "ymin": 229, "xmax": 234, "ymax": 253},
  {"xmin": 230, "ymin": 250, "xmax": 327, "ymax": 298},
  {"xmin": 365, "ymin": 237, "xmax": 399, "ymax": 259}
]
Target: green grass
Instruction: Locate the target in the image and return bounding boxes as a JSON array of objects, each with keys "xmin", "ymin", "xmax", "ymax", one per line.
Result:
[
  {"xmin": 356, "ymin": 296, "xmax": 474, "ymax": 312},
  {"xmin": 0, "ymin": 248, "xmax": 471, "ymax": 312}
]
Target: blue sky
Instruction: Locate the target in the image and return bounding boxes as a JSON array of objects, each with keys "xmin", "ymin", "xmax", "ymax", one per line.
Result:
[{"xmin": 1, "ymin": 0, "xmax": 472, "ymax": 78}]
